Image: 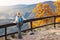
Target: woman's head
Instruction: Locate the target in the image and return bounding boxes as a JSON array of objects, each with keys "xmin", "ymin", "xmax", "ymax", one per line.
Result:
[{"xmin": 17, "ymin": 11, "xmax": 22, "ymax": 17}]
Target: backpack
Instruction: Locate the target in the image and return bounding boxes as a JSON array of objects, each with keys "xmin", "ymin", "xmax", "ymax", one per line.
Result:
[{"xmin": 18, "ymin": 16, "xmax": 23, "ymax": 23}]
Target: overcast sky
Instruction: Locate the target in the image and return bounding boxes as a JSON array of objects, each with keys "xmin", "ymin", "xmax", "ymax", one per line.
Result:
[{"xmin": 0, "ymin": 0, "xmax": 56, "ymax": 6}]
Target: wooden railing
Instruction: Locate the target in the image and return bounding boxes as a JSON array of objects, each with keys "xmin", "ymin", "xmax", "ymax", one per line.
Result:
[{"xmin": 0, "ymin": 15, "xmax": 60, "ymax": 40}]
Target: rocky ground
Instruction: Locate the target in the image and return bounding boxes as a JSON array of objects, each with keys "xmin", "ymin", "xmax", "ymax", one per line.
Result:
[{"xmin": 10, "ymin": 28, "xmax": 60, "ymax": 40}]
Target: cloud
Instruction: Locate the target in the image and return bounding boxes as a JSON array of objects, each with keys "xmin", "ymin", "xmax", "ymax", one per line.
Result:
[{"xmin": 0, "ymin": 0, "xmax": 56, "ymax": 6}]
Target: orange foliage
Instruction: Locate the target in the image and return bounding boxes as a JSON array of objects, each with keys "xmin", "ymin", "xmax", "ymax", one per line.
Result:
[
  {"xmin": 28, "ymin": 2, "xmax": 60, "ymax": 28},
  {"xmin": 54, "ymin": 2, "xmax": 60, "ymax": 22},
  {"xmin": 43, "ymin": 4, "xmax": 54, "ymax": 23},
  {"xmin": 32, "ymin": 3, "xmax": 46, "ymax": 28},
  {"xmin": 43, "ymin": 4, "xmax": 54, "ymax": 16},
  {"xmin": 32, "ymin": 3, "xmax": 42, "ymax": 13}
]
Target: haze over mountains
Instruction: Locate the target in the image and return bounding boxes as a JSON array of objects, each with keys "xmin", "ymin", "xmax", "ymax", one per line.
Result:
[{"xmin": 0, "ymin": 1, "xmax": 55, "ymax": 20}]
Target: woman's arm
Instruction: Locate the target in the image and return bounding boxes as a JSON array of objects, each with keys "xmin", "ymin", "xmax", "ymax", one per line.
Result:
[
  {"xmin": 22, "ymin": 16, "xmax": 26, "ymax": 20},
  {"xmin": 13, "ymin": 16, "xmax": 18, "ymax": 23}
]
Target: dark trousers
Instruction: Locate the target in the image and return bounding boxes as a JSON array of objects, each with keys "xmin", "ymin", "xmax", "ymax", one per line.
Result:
[{"xmin": 17, "ymin": 23, "xmax": 23, "ymax": 39}]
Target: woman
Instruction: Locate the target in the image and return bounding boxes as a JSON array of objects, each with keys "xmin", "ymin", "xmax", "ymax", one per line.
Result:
[{"xmin": 14, "ymin": 11, "xmax": 26, "ymax": 39}]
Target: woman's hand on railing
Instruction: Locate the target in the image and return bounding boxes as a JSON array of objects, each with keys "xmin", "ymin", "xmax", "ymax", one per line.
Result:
[{"xmin": 10, "ymin": 21, "xmax": 17, "ymax": 23}]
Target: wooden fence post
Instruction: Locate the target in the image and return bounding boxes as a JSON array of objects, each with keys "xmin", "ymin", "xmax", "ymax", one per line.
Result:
[
  {"xmin": 30, "ymin": 21, "xmax": 34, "ymax": 35},
  {"xmin": 5, "ymin": 27, "xmax": 7, "ymax": 40},
  {"xmin": 54, "ymin": 16, "xmax": 56, "ymax": 29}
]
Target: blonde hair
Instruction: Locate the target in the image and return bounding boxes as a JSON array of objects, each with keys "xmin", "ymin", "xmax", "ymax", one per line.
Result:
[{"xmin": 17, "ymin": 11, "xmax": 22, "ymax": 17}]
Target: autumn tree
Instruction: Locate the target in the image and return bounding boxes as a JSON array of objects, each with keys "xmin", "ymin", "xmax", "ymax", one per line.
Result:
[
  {"xmin": 31, "ymin": 3, "xmax": 46, "ymax": 28},
  {"xmin": 54, "ymin": 2, "xmax": 60, "ymax": 23},
  {"xmin": 43, "ymin": 4, "xmax": 54, "ymax": 24}
]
